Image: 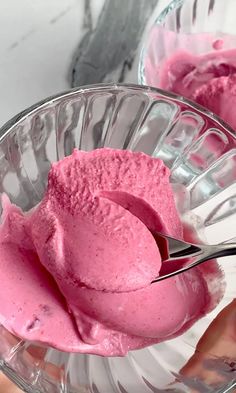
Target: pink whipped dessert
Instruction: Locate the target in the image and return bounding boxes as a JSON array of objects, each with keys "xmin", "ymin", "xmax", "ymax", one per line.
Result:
[
  {"xmin": 159, "ymin": 48, "xmax": 236, "ymax": 130},
  {"xmin": 0, "ymin": 148, "xmax": 222, "ymax": 356}
]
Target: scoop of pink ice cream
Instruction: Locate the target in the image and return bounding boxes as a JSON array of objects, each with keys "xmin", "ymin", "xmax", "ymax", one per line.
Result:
[
  {"xmin": 30, "ymin": 149, "xmax": 181, "ymax": 293},
  {"xmin": 193, "ymin": 74, "xmax": 236, "ymax": 130},
  {"xmin": 159, "ymin": 49, "xmax": 236, "ymax": 130},
  {"xmin": 0, "ymin": 148, "xmax": 223, "ymax": 356}
]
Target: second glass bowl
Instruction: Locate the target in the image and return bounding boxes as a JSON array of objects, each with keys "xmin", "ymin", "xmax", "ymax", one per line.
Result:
[{"xmin": 139, "ymin": 0, "xmax": 236, "ymax": 89}]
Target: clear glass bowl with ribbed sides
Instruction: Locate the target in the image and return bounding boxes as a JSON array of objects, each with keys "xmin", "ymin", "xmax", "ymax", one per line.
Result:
[
  {"xmin": 0, "ymin": 84, "xmax": 235, "ymax": 393},
  {"xmin": 139, "ymin": 0, "xmax": 236, "ymax": 88}
]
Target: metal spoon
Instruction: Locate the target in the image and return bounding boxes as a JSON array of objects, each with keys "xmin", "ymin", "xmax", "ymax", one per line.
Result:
[{"xmin": 152, "ymin": 233, "xmax": 236, "ymax": 283}]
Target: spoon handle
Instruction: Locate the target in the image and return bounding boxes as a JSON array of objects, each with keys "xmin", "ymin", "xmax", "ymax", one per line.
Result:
[
  {"xmin": 204, "ymin": 243, "xmax": 236, "ymax": 260},
  {"xmin": 152, "ymin": 242, "xmax": 236, "ymax": 283}
]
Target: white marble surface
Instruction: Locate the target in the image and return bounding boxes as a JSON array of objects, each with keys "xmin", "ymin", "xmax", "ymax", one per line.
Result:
[
  {"xmin": 0, "ymin": 0, "xmax": 168, "ymax": 127},
  {"xmin": 0, "ymin": 0, "xmax": 85, "ymax": 126}
]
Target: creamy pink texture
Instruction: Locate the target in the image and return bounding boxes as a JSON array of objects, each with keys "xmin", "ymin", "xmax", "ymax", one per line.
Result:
[
  {"xmin": 159, "ymin": 49, "xmax": 236, "ymax": 130},
  {"xmin": 31, "ymin": 149, "xmax": 182, "ymax": 293},
  {"xmin": 0, "ymin": 149, "xmax": 222, "ymax": 356}
]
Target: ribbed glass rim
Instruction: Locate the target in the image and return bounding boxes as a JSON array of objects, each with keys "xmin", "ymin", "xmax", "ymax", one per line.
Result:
[
  {"xmin": 138, "ymin": 0, "xmax": 185, "ymax": 85},
  {"xmin": 0, "ymin": 83, "xmax": 235, "ymax": 143},
  {"xmin": 154, "ymin": 0, "xmax": 184, "ymax": 26}
]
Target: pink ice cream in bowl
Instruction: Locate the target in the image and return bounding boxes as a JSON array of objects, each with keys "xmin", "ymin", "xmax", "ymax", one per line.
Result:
[
  {"xmin": 0, "ymin": 84, "xmax": 235, "ymax": 392},
  {"xmin": 139, "ymin": 0, "xmax": 236, "ymax": 132}
]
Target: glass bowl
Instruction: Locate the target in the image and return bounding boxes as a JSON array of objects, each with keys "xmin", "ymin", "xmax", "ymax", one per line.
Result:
[
  {"xmin": 0, "ymin": 83, "xmax": 235, "ymax": 393},
  {"xmin": 139, "ymin": 0, "xmax": 236, "ymax": 92}
]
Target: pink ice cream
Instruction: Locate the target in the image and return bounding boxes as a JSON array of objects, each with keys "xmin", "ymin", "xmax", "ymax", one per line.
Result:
[
  {"xmin": 0, "ymin": 148, "xmax": 222, "ymax": 356},
  {"xmin": 159, "ymin": 49, "xmax": 236, "ymax": 130}
]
